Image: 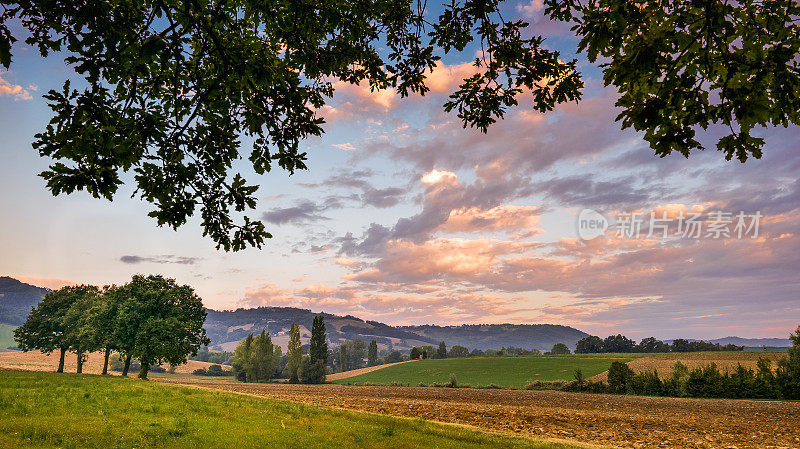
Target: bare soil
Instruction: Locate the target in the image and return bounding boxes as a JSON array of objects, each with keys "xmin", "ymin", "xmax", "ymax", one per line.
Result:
[{"xmin": 155, "ymin": 378, "xmax": 800, "ymax": 449}]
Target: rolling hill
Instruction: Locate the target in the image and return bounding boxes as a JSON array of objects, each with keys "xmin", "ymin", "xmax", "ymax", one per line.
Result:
[
  {"xmin": 204, "ymin": 307, "xmax": 589, "ymax": 352},
  {"xmin": 0, "ymin": 276, "xmax": 50, "ymax": 325},
  {"xmin": 400, "ymin": 324, "xmax": 589, "ymax": 351}
]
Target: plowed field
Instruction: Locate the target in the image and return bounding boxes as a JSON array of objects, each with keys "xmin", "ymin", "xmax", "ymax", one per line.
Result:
[{"xmin": 156, "ymin": 378, "xmax": 800, "ymax": 449}]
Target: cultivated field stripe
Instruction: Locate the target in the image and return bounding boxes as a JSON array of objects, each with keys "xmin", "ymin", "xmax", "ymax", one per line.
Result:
[{"xmin": 327, "ymin": 360, "xmax": 419, "ymax": 381}]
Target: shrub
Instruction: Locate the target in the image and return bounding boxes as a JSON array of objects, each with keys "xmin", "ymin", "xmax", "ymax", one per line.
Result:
[
  {"xmin": 628, "ymin": 370, "xmax": 663, "ymax": 396},
  {"xmin": 524, "ymin": 380, "xmax": 568, "ymax": 390},
  {"xmin": 607, "ymin": 361, "xmax": 634, "ymax": 393},
  {"xmin": 447, "ymin": 373, "xmax": 458, "ymax": 388},
  {"xmin": 300, "ymin": 358, "xmax": 326, "ymax": 384}
]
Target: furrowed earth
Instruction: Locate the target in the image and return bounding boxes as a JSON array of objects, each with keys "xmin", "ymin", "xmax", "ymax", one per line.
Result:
[
  {"xmin": 3, "ymin": 350, "xmax": 799, "ymax": 448},
  {"xmin": 156, "ymin": 378, "xmax": 800, "ymax": 449}
]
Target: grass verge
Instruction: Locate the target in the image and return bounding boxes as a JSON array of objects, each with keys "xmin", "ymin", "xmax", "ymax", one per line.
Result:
[{"xmin": 0, "ymin": 371, "xmax": 583, "ymax": 449}]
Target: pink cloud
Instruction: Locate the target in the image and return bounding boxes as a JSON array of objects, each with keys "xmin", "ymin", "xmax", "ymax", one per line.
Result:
[
  {"xmin": 12, "ymin": 276, "xmax": 77, "ymax": 290},
  {"xmin": 0, "ymin": 73, "xmax": 32, "ymax": 101},
  {"xmin": 441, "ymin": 205, "xmax": 541, "ymax": 234}
]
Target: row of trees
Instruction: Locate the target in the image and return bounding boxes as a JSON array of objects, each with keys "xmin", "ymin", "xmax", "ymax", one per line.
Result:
[
  {"xmin": 410, "ymin": 343, "xmax": 553, "ymax": 359},
  {"xmin": 560, "ymin": 327, "xmax": 800, "ymax": 400},
  {"xmin": 410, "ymin": 341, "xmax": 462, "ymax": 360},
  {"xmin": 232, "ymin": 315, "xmax": 328, "ymax": 384},
  {"xmin": 335, "ymin": 338, "xmax": 396, "ymax": 371},
  {"xmin": 575, "ymin": 335, "xmax": 743, "ymax": 354},
  {"xmin": 14, "ymin": 275, "xmax": 210, "ymax": 379}
]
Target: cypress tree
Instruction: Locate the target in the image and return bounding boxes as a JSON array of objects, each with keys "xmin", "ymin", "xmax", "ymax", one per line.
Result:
[
  {"xmin": 309, "ymin": 315, "xmax": 328, "ymax": 365},
  {"xmin": 287, "ymin": 322, "xmax": 302, "ymax": 383},
  {"xmin": 368, "ymin": 340, "xmax": 378, "ymax": 366}
]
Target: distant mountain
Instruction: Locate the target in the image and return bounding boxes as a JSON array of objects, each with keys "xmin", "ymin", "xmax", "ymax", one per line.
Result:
[
  {"xmin": 399, "ymin": 324, "xmax": 590, "ymax": 352},
  {"xmin": 707, "ymin": 336, "xmax": 793, "ymax": 347},
  {"xmin": 0, "ymin": 277, "xmax": 50, "ymax": 325},
  {"xmin": 204, "ymin": 307, "xmax": 589, "ymax": 352}
]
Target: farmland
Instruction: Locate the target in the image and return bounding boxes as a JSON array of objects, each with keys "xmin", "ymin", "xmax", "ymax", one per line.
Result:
[
  {"xmin": 0, "ymin": 350, "xmax": 225, "ymax": 376},
  {"xmin": 160, "ymin": 378, "xmax": 800, "ymax": 449},
  {"xmin": 0, "ymin": 371, "xmax": 579, "ymax": 449},
  {"xmin": 333, "ymin": 356, "xmax": 632, "ymax": 388},
  {"xmin": 0, "ymin": 324, "xmax": 15, "ymax": 351},
  {"xmin": 592, "ymin": 351, "xmax": 787, "ymax": 381}
]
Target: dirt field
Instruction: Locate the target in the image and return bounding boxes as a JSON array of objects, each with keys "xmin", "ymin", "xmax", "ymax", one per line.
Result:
[
  {"xmin": 326, "ymin": 360, "xmax": 418, "ymax": 381},
  {"xmin": 588, "ymin": 352, "xmax": 786, "ymax": 381},
  {"xmin": 155, "ymin": 378, "xmax": 800, "ymax": 449},
  {"xmin": 0, "ymin": 350, "xmax": 224, "ymax": 375}
]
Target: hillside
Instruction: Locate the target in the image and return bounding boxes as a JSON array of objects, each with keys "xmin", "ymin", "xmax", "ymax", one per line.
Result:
[
  {"xmin": 0, "ymin": 276, "xmax": 49, "ymax": 325},
  {"xmin": 204, "ymin": 307, "xmax": 438, "ymax": 351},
  {"xmin": 708, "ymin": 336, "xmax": 793, "ymax": 347},
  {"xmin": 400, "ymin": 324, "xmax": 590, "ymax": 352},
  {"xmin": 204, "ymin": 307, "xmax": 589, "ymax": 352}
]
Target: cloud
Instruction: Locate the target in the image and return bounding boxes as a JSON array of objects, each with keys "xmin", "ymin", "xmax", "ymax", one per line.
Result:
[
  {"xmin": 441, "ymin": 205, "xmax": 541, "ymax": 234},
  {"xmin": 339, "ymin": 168, "xmax": 538, "ymax": 256},
  {"xmin": 361, "ymin": 187, "xmax": 406, "ymax": 208},
  {"xmin": 0, "ymin": 73, "xmax": 32, "ymax": 101},
  {"xmin": 517, "ymin": 0, "xmax": 545, "ymax": 18},
  {"xmin": 261, "ymin": 199, "xmax": 332, "ymax": 225},
  {"xmin": 334, "ymin": 257, "xmax": 364, "ymax": 268},
  {"xmin": 333, "ymin": 143, "xmax": 356, "ymax": 151},
  {"xmin": 119, "ymin": 255, "xmax": 203, "ymax": 265},
  {"xmin": 12, "ymin": 276, "xmax": 77, "ymax": 290}
]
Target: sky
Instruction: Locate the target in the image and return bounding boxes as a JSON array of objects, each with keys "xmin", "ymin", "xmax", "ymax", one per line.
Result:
[{"xmin": 1, "ymin": 1, "xmax": 799, "ymax": 341}]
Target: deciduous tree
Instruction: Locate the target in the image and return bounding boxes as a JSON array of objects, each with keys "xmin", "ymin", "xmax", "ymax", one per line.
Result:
[
  {"xmin": 437, "ymin": 341, "xmax": 448, "ymax": 359},
  {"xmin": 14, "ymin": 285, "xmax": 99, "ymax": 373},
  {"xmin": 62, "ymin": 290, "xmax": 102, "ymax": 373},
  {"xmin": 575, "ymin": 336, "xmax": 603, "ymax": 354},
  {"xmin": 448, "ymin": 345, "xmax": 469, "ymax": 358},
  {"xmin": 114, "ymin": 275, "xmax": 209, "ymax": 379},
  {"xmin": 0, "ymin": 0, "xmax": 582, "ymax": 250}
]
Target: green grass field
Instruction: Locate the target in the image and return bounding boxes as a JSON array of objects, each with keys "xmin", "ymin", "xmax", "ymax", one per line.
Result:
[
  {"xmin": 0, "ymin": 323, "xmax": 16, "ymax": 351},
  {"xmin": 334, "ymin": 356, "xmax": 632, "ymax": 388},
  {"xmin": 0, "ymin": 371, "xmax": 582, "ymax": 449}
]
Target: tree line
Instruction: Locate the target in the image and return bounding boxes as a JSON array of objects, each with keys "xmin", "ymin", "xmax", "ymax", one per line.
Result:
[
  {"xmin": 529, "ymin": 327, "xmax": 800, "ymax": 401},
  {"xmin": 575, "ymin": 335, "xmax": 744, "ymax": 354},
  {"xmin": 14, "ymin": 275, "xmax": 209, "ymax": 379},
  {"xmin": 232, "ymin": 315, "xmax": 327, "ymax": 384}
]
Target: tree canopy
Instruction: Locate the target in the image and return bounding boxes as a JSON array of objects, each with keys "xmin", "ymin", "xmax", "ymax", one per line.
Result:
[
  {"xmin": 14, "ymin": 284, "xmax": 100, "ymax": 372},
  {"xmin": 0, "ymin": 0, "xmax": 797, "ymax": 250},
  {"xmin": 118, "ymin": 275, "xmax": 210, "ymax": 379},
  {"xmin": 546, "ymin": 0, "xmax": 800, "ymax": 162},
  {"xmin": 13, "ymin": 275, "xmax": 209, "ymax": 377}
]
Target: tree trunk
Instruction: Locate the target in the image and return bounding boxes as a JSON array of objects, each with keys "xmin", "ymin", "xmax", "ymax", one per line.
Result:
[
  {"xmin": 138, "ymin": 361, "xmax": 149, "ymax": 380},
  {"xmin": 57, "ymin": 347, "xmax": 66, "ymax": 373},
  {"xmin": 76, "ymin": 350, "xmax": 84, "ymax": 374},
  {"xmin": 102, "ymin": 348, "xmax": 110, "ymax": 375},
  {"xmin": 122, "ymin": 353, "xmax": 131, "ymax": 377}
]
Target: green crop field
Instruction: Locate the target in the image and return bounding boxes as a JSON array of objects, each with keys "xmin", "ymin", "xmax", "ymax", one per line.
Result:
[
  {"xmin": 334, "ymin": 356, "xmax": 633, "ymax": 388},
  {"xmin": 0, "ymin": 323, "xmax": 16, "ymax": 351},
  {"xmin": 0, "ymin": 371, "xmax": 581, "ymax": 449}
]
